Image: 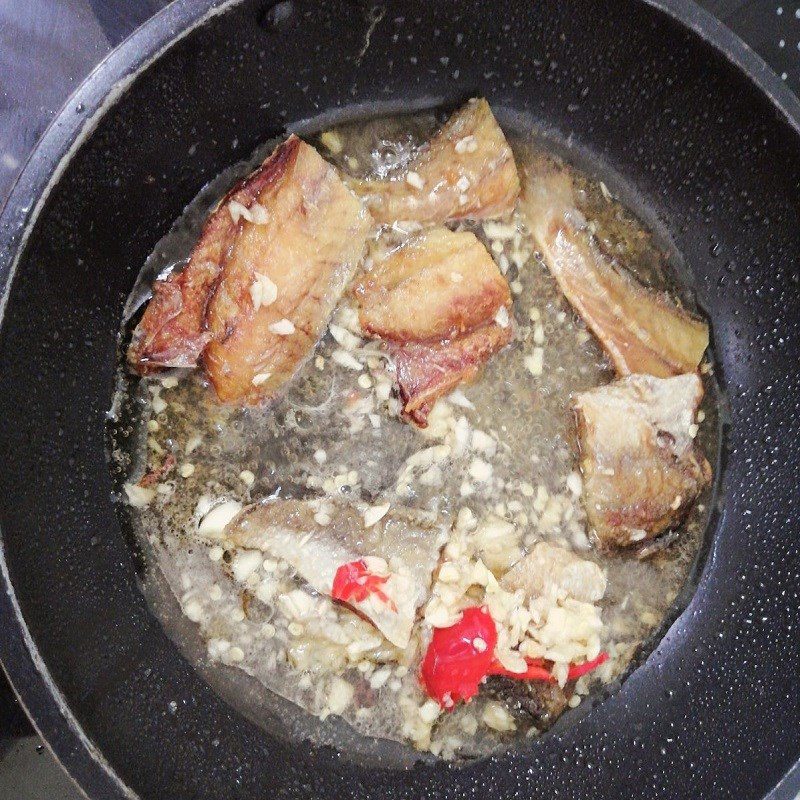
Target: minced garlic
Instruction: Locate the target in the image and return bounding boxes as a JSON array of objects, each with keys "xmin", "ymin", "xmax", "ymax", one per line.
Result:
[
  {"xmin": 405, "ymin": 171, "xmax": 424, "ymax": 190},
  {"xmin": 482, "ymin": 701, "xmax": 516, "ymax": 732},
  {"xmin": 269, "ymin": 318, "xmax": 295, "ymax": 335}
]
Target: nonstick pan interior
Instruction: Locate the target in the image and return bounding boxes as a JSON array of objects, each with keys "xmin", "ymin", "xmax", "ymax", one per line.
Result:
[{"xmin": 0, "ymin": 1, "xmax": 798, "ymax": 798}]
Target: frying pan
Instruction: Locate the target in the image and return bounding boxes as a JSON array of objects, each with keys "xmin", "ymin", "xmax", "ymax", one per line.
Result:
[{"xmin": 1, "ymin": 0, "xmax": 798, "ymax": 797}]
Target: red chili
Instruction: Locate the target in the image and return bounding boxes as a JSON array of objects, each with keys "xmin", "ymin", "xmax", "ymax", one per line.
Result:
[
  {"xmin": 419, "ymin": 605, "xmax": 609, "ymax": 708},
  {"xmin": 567, "ymin": 652, "xmax": 609, "ymax": 680},
  {"xmin": 488, "ymin": 658, "xmax": 553, "ymax": 682},
  {"xmin": 490, "ymin": 653, "xmax": 609, "ymax": 683},
  {"xmin": 420, "ymin": 606, "xmax": 498, "ymax": 708},
  {"xmin": 331, "ymin": 560, "xmax": 396, "ymax": 611}
]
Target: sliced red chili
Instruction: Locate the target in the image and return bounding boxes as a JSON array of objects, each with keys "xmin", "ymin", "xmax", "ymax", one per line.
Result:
[
  {"xmin": 420, "ymin": 606, "xmax": 498, "ymax": 708},
  {"xmin": 489, "ymin": 653, "xmax": 609, "ymax": 683},
  {"xmin": 566, "ymin": 652, "xmax": 609, "ymax": 680},
  {"xmin": 488, "ymin": 658, "xmax": 553, "ymax": 682},
  {"xmin": 331, "ymin": 560, "xmax": 396, "ymax": 611}
]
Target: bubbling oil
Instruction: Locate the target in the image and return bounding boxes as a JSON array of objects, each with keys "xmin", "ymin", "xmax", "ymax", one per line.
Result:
[{"xmin": 108, "ymin": 109, "xmax": 719, "ymax": 763}]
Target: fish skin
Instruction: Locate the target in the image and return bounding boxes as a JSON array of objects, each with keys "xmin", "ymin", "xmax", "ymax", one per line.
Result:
[
  {"xmin": 127, "ymin": 138, "xmax": 300, "ymax": 373},
  {"xmin": 573, "ymin": 373, "xmax": 712, "ymax": 548},
  {"xmin": 349, "ymin": 98, "xmax": 520, "ymax": 225},
  {"xmin": 203, "ymin": 137, "xmax": 372, "ymax": 404},
  {"xmin": 389, "ymin": 323, "xmax": 512, "ymax": 426},
  {"xmin": 522, "ymin": 161, "xmax": 709, "ymax": 379}
]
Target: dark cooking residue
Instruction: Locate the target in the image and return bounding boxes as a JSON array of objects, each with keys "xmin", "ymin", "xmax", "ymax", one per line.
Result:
[{"xmin": 108, "ymin": 102, "xmax": 719, "ymax": 761}]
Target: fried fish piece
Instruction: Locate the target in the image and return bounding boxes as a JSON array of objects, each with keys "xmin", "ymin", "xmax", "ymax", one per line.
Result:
[
  {"xmin": 354, "ymin": 227, "xmax": 511, "ymax": 341},
  {"xmin": 127, "ymin": 146, "xmax": 296, "ymax": 373},
  {"xmin": 353, "ymin": 226, "xmax": 512, "ymax": 426},
  {"xmin": 350, "ymin": 98, "xmax": 520, "ymax": 224},
  {"xmin": 501, "ymin": 542, "xmax": 607, "ymax": 603},
  {"xmin": 225, "ymin": 499, "xmax": 447, "ymax": 648},
  {"xmin": 202, "ymin": 136, "xmax": 371, "ymax": 403},
  {"xmin": 522, "ymin": 163, "xmax": 709, "ymax": 378},
  {"xmin": 573, "ymin": 373, "xmax": 712, "ymax": 548},
  {"xmin": 389, "ymin": 323, "xmax": 511, "ymax": 426}
]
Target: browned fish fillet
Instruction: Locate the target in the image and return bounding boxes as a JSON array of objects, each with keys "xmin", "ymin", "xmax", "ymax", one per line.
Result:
[
  {"xmin": 389, "ymin": 322, "xmax": 512, "ymax": 426},
  {"xmin": 573, "ymin": 373, "xmax": 712, "ymax": 548},
  {"xmin": 203, "ymin": 136, "xmax": 372, "ymax": 403},
  {"xmin": 352, "ymin": 225, "xmax": 512, "ymax": 426},
  {"xmin": 225, "ymin": 499, "xmax": 447, "ymax": 648},
  {"xmin": 126, "ymin": 144, "xmax": 297, "ymax": 373},
  {"xmin": 354, "ymin": 227, "xmax": 511, "ymax": 341},
  {"xmin": 350, "ymin": 98, "xmax": 520, "ymax": 224},
  {"xmin": 522, "ymin": 163, "xmax": 709, "ymax": 378}
]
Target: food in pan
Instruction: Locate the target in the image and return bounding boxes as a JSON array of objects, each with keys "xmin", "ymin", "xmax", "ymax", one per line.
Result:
[
  {"xmin": 129, "ymin": 136, "xmax": 371, "ymax": 403},
  {"xmin": 522, "ymin": 161, "xmax": 708, "ymax": 378},
  {"xmin": 348, "ymin": 98, "xmax": 520, "ymax": 224},
  {"xmin": 353, "ymin": 226, "xmax": 512, "ymax": 425},
  {"xmin": 113, "ymin": 99, "xmax": 717, "ymax": 758},
  {"xmin": 572, "ymin": 374, "xmax": 711, "ymax": 548}
]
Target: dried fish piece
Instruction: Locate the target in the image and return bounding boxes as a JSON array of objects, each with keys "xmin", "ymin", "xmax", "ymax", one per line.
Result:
[
  {"xmin": 127, "ymin": 143, "xmax": 297, "ymax": 373},
  {"xmin": 573, "ymin": 373, "xmax": 712, "ymax": 547},
  {"xmin": 350, "ymin": 98, "xmax": 520, "ymax": 224},
  {"xmin": 354, "ymin": 227, "xmax": 511, "ymax": 341},
  {"xmin": 225, "ymin": 499, "xmax": 447, "ymax": 647},
  {"xmin": 389, "ymin": 323, "xmax": 511, "ymax": 426},
  {"xmin": 501, "ymin": 542, "xmax": 607, "ymax": 603},
  {"xmin": 354, "ymin": 225, "xmax": 512, "ymax": 426},
  {"xmin": 203, "ymin": 136, "xmax": 372, "ymax": 403},
  {"xmin": 522, "ymin": 162, "xmax": 708, "ymax": 378}
]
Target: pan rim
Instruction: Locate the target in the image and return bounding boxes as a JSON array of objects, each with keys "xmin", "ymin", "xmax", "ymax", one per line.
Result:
[{"xmin": 0, "ymin": 1, "xmax": 798, "ymax": 798}]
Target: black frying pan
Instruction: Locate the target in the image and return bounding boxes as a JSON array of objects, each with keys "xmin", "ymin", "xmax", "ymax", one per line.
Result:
[{"xmin": 1, "ymin": 1, "xmax": 799, "ymax": 798}]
